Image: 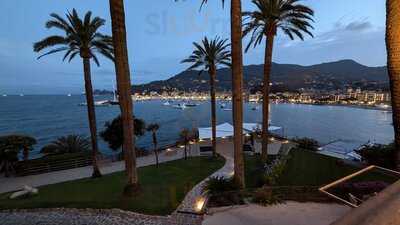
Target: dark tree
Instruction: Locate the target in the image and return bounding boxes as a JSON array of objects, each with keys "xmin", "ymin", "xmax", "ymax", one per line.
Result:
[{"xmin": 100, "ymin": 115, "xmax": 145, "ymax": 151}]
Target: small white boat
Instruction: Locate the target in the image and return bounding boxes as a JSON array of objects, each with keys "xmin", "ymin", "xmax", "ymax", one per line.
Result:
[
  {"xmin": 79, "ymin": 100, "xmax": 111, "ymax": 107},
  {"xmin": 67, "ymin": 94, "xmax": 72, "ymax": 97},
  {"xmin": 222, "ymin": 108, "xmax": 232, "ymax": 111},
  {"xmin": 19, "ymin": 94, "xmax": 24, "ymax": 97},
  {"xmin": 163, "ymin": 101, "xmax": 171, "ymax": 106},
  {"xmin": 2, "ymin": 94, "xmax": 7, "ymax": 97},
  {"xmin": 172, "ymin": 103, "xmax": 186, "ymax": 110},
  {"xmin": 376, "ymin": 103, "xmax": 391, "ymax": 110}
]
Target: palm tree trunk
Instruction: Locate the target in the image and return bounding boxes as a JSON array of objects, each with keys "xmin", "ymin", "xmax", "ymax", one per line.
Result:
[
  {"xmin": 209, "ymin": 65, "xmax": 217, "ymax": 157},
  {"xmin": 83, "ymin": 57, "xmax": 102, "ymax": 178},
  {"xmin": 184, "ymin": 144, "xmax": 188, "ymax": 160},
  {"xmin": 386, "ymin": 0, "xmax": 400, "ymax": 171},
  {"xmin": 109, "ymin": 0, "xmax": 139, "ymax": 195},
  {"xmin": 231, "ymin": 0, "xmax": 245, "ymax": 189},
  {"xmin": 261, "ymin": 34, "xmax": 275, "ymax": 162},
  {"xmin": 153, "ymin": 133, "xmax": 159, "ymax": 167}
]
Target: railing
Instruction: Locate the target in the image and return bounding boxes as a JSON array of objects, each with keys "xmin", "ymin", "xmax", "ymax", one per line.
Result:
[
  {"xmin": 331, "ymin": 180, "xmax": 400, "ymax": 225},
  {"xmin": 15, "ymin": 154, "xmax": 93, "ymax": 176}
]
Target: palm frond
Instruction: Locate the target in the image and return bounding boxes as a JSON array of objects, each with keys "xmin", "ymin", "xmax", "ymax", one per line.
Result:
[
  {"xmin": 34, "ymin": 9, "xmax": 114, "ymax": 65},
  {"xmin": 242, "ymin": 0, "xmax": 314, "ymax": 51}
]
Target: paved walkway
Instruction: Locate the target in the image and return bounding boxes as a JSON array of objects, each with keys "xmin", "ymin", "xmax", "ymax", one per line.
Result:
[
  {"xmin": 174, "ymin": 140, "xmax": 235, "ymax": 214},
  {"xmin": 0, "ymin": 146, "xmax": 196, "ymax": 194},
  {"xmin": 203, "ymin": 202, "xmax": 351, "ymax": 225}
]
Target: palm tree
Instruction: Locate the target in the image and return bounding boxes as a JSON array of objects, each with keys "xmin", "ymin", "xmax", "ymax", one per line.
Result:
[
  {"xmin": 41, "ymin": 135, "xmax": 90, "ymax": 155},
  {"xmin": 33, "ymin": 9, "xmax": 114, "ymax": 178},
  {"xmin": 109, "ymin": 0, "xmax": 139, "ymax": 196},
  {"xmin": 181, "ymin": 37, "xmax": 231, "ymax": 157},
  {"xmin": 146, "ymin": 123, "xmax": 160, "ymax": 167},
  {"xmin": 196, "ymin": 0, "xmax": 246, "ymax": 189},
  {"xmin": 386, "ymin": 0, "xmax": 400, "ymax": 170},
  {"xmin": 243, "ymin": 0, "xmax": 314, "ymax": 161}
]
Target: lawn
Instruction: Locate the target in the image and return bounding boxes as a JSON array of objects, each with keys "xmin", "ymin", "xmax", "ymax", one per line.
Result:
[
  {"xmin": 277, "ymin": 149, "xmax": 399, "ymax": 186},
  {"xmin": 244, "ymin": 149, "xmax": 399, "ymax": 188},
  {"xmin": 0, "ymin": 156, "xmax": 225, "ymax": 215}
]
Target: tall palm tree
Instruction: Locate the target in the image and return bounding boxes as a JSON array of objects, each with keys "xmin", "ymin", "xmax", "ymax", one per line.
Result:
[
  {"xmin": 109, "ymin": 0, "xmax": 139, "ymax": 196},
  {"xmin": 386, "ymin": 0, "xmax": 400, "ymax": 170},
  {"xmin": 196, "ymin": 0, "xmax": 246, "ymax": 189},
  {"xmin": 181, "ymin": 37, "xmax": 231, "ymax": 157},
  {"xmin": 243, "ymin": 0, "xmax": 314, "ymax": 161},
  {"xmin": 33, "ymin": 9, "xmax": 114, "ymax": 178},
  {"xmin": 146, "ymin": 123, "xmax": 160, "ymax": 167}
]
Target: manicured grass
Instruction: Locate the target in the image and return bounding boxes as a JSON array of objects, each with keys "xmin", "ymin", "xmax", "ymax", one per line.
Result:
[
  {"xmin": 278, "ymin": 149, "xmax": 399, "ymax": 186},
  {"xmin": 244, "ymin": 149, "xmax": 399, "ymax": 188},
  {"xmin": 0, "ymin": 156, "xmax": 225, "ymax": 215}
]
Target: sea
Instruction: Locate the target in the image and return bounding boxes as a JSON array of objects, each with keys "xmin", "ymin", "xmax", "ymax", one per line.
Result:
[{"xmin": 0, "ymin": 95, "xmax": 394, "ymax": 158}]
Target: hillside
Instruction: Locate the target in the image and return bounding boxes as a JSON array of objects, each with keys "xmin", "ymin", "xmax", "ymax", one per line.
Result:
[{"xmin": 132, "ymin": 60, "xmax": 389, "ymax": 93}]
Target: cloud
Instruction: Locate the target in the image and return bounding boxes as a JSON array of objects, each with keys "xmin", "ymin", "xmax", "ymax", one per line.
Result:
[
  {"xmin": 344, "ymin": 21, "xmax": 373, "ymax": 31},
  {"xmin": 335, "ymin": 19, "xmax": 373, "ymax": 32}
]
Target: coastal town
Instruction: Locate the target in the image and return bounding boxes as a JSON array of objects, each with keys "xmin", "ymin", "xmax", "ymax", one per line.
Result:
[{"xmin": 129, "ymin": 87, "xmax": 391, "ymax": 110}]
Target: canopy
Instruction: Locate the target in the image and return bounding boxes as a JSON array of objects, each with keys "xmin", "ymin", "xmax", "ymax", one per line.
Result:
[
  {"xmin": 243, "ymin": 123, "xmax": 282, "ymax": 132},
  {"xmin": 199, "ymin": 123, "xmax": 238, "ymax": 140},
  {"xmin": 199, "ymin": 122, "xmax": 282, "ymax": 140}
]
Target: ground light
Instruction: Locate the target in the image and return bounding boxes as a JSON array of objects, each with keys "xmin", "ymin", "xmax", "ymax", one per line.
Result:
[{"xmin": 195, "ymin": 197, "xmax": 206, "ymax": 213}]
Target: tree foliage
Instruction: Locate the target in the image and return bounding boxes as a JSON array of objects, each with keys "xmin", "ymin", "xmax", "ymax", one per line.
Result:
[
  {"xmin": 181, "ymin": 36, "xmax": 231, "ymax": 75},
  {"xmin": 243, "ymin": 0, "xmax": 314, "ymax": 51},
  {"xmin": 40, "ymin": 135, "xmax": 91, "ymax": 155},
  {"xmin": 356, "ymin": 143, "xmax": 397, "ymax": 169},
  {"xmin": 33, "ymin": 9, "xmax": 114, "ymax": 64},
  {"xmin": 100, "ymin": 115, "xmax": 146, "ymax": 151}
]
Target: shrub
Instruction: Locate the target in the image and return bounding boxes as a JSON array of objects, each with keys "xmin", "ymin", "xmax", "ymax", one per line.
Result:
[
  {"xmin": 40, "ymin": 135, "xmax": 90, "ymax": 155},
  {"xmin": 252, "ymin": 188, "xmax": 282, "ymax": 205},
  {"xmin": 293, "ymin": 137, "xmax": 319, "ymax": 151},
  {"xmin": 204, "ymin": 176, "xmax": 239, "ymax": 195},
  {"xmin": 356, "ymin": 143, "xmax": 396, "ymax": 169},
  {"xmin": 263, "ymin": 155, "xmax": 290, "ymax": 186}
]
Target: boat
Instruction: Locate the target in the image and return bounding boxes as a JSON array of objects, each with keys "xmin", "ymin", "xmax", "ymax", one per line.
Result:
[
  {"xmin": 172, "ymin": 103, "xmax": 187, "ymax": 110},
  {"xmin": 19, "ymin": 94, "xmax": 24, "ymax": 97},
  {"xmin": 376, "ymin": 103, "xmax": 391, "ymax": 110},
  {"xmin": 78, "ymin": 100, "xmax": 111, "ymax": 107},
  {"xmin": 2, "ymin": 94, "xmax": 6, "ymax": 97},
  {"xmin": 67, "ymin": 94, "xmax": 72, "ymax": 97},
  {"xmin": 163, "ymin": 101, "xmax": 172, "ymax": 106},
  {"xmin": 108, "ymin": 81, "xmax": 119, "ymax": 105},
  {"xmin": 222, "ymin": 108, "xmax": 232, "ymax": 111},
  {"xmin": 185, "ymin": 102, "xmax": 199, "ymax": 107}
]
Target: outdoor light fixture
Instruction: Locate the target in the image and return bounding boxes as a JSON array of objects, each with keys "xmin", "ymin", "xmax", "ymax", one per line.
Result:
[
  {"xmin": 194, "ymin": 197, "xmax": 206, "ymax": 212},
  {"xmin": 270, "ymin": 137, "xmax": 275, "ymax": 141}
]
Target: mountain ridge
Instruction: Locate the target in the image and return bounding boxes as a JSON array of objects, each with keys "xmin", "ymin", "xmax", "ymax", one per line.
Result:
[{"xmin": 132, "ymin": 59, "xmax": 389, "ymax": 93}]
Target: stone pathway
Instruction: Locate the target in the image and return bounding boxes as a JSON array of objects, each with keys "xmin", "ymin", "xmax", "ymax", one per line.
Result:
[
  {"xmin": 175, "ymin": 140, "xmax": 234, "ymax": 214},
  {"xmin": 0, "ymin": 208, "xmax": 175, "ymax": 225}
]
